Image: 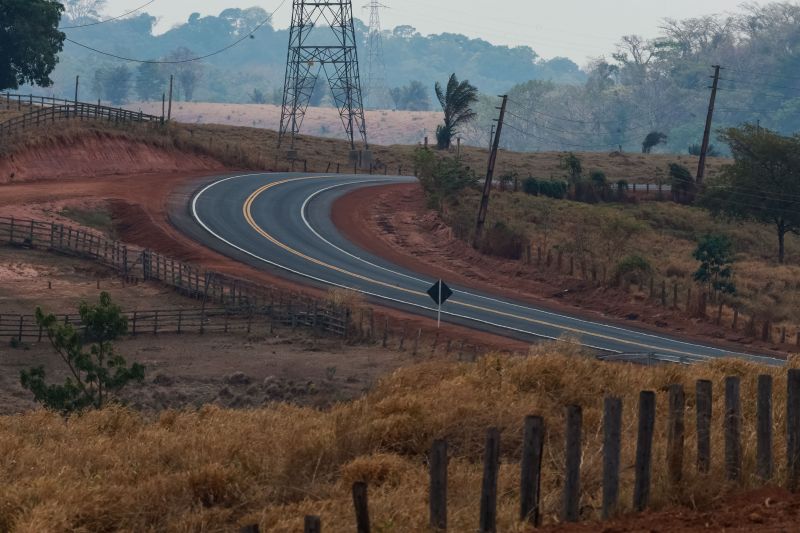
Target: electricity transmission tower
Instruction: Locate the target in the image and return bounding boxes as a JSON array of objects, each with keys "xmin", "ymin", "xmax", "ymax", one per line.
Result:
[
  {"xmin": 278, "ymin": 0, "xmax": 368, "ymax": 150},
  {"xmin": 363, "ymin": 1, "xmax": 392, "ymax": 109}
]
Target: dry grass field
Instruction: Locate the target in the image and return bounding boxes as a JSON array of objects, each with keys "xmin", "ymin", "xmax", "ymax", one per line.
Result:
[
  {"xmin": 0, "ymin": 347, "xmax": 792, "ymax": 531},
  {"xmin": 131, "ymin": 101, "xmax": 442, "ymax": 147}
]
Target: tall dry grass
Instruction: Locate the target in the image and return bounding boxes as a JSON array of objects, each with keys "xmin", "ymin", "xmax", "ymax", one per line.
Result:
[{"xmin": 0, "ymin": 345, "xmax": 793, "ymax": 532}]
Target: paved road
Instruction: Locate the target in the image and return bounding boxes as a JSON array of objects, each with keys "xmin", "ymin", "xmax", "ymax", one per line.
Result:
[{"xmin": 188, "ymin": 172, "xmax": 780, "ymax": 365}]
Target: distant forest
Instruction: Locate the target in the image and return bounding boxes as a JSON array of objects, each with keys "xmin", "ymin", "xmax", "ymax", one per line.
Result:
[{"xmin": 28, "ymin": 2, "xmax": 800, "ymax": 153}]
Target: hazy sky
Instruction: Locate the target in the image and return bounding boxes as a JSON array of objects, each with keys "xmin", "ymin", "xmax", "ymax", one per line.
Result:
[{"xmin": 99, "ymin": 0, "xmax": 765, "ymax": 64}]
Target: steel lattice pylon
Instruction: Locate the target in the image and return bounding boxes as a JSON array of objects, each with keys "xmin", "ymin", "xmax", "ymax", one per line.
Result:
[
  {"xmin": 278, "ymin": 0, "xmax": 368, "ymax": 150},
  {"xmin": 363, "ymin": 1, "xmax": 392, "ymax": 110}
]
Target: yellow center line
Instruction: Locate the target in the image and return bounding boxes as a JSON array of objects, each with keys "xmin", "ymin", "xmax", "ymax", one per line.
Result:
[{"xmin": 242, "ymin": 176, "xmax": 715, "ymax": 358}]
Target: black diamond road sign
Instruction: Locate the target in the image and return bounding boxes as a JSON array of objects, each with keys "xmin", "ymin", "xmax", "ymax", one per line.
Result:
[{"xmin": 427, "ymin": 280, "xmax": 453, "ymax": 305}]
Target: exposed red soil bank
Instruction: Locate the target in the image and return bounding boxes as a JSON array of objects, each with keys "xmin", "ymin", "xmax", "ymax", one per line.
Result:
[
  {"xmin": 542, "ymin": 486, "xmax": 800, "ymax": 532},
  {"xmin": 331, "ymin": 182, "xmax": 789, "ymax": 357},
  {"xmin": 0, "ymin": 132, "xmax": 222, "ymax": 184}
]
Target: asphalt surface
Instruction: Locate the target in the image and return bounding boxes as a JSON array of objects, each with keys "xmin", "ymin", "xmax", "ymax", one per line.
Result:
[{"xmin": 188, "ymin": 172, "xmax": 781, "ymax": 365}]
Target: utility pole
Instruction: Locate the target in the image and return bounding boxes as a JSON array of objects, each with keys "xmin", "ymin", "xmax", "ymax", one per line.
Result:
[
  {"xmin": 161, "ymin": 92, "xmax": 166, "ymax": 123},
  {"xmin": 474, "ymin": 95, "xmax": 508, "ymax": 247},
  {"xmin": 74, "ymin": 75, "xmax": 79, "ymax": 117},
  {"xmin": 167, "ymin": 75, "xmax": 174, "ymax": 122},
  {"xmin": 489, "ymin": 123, "xmax": 496, "ymax": 150},
  {"xmin": 697, "ymin": 65, "xmax": 721, "ymax": 186}
]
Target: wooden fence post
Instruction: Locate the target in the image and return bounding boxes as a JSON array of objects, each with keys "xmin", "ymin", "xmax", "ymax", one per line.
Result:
[
  {"xmin": 602, "ymin": 397, "xmax": 622, "ymax": 520},
  {"xmin": 352, "ymin": 482, "xmax": 371, "ymax": 533},
  {"xmin": 696, "ymin": 380, "xmax": 712, "ymax": 473},
  {"xmin": 563, "ymin": 405, "xmax": 582, "ymax": 523},
  {"xmin": 757, "ymin": 374, "xmax": 773, "ymax": 480},
  {"xmin": 429, "ymin": 439, "xmax": 448, "ymax": 530},
  {"xmin": 303, "ymin": 516, "xmax": 321, "ymax": 533},
  {"xmin": 787, "ymin": 369, "xmax": 800, "ymax": 491},
  {"xmin": 725, "ymin": 376, "xmax": 742, "ymax": 482},
  {"xmin": 479, "ymin": 427, "xmax": 500, "ymax": 533},
  {"xmin": 667, "ymin": 384, "xmax": 685, "ymax": 484},
  {"xmin": 520, "ymin": 415, "xmax": 545, "ymax": 526},
  {"xmin": 633, "ymin": 391, "xmax": 655, "ymax": 512}
]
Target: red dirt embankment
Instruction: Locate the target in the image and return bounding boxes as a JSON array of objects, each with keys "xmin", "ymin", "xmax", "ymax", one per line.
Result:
[
  {"xmin": 0, "ymin": 131, "xmax": 222, "ymax": 184},
  {"xmin": 331, "ymin": 182, "xmax": 789, "ymax": 357}
]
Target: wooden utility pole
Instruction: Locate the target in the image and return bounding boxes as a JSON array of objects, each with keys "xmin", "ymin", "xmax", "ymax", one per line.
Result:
[
  {"xmin": 167, "ymin": 75, "xmax": 174, "ymax": 122},
  {"xmin": 474, "ymin": 95, "xmax": 508, "ymax": 246},
  {"xmin": 161, "ymin": 92, "xmax": 166, "ymax": 123},
  {"xmin": 696, "ymin": 65, "xmax": 721, "ymax": 186},
  {"xmin": 74, "ymin": 75, "xmax": 79, "ymax": 117}
]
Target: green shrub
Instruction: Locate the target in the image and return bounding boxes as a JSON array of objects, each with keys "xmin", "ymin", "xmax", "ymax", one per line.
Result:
[
  {"xmin": 522, "ymin": 177, "xmax": 539, "ymax": 195},
  {"xmin": 538, "ymin": 180, "xmax": 568, "ymax": 199},
  {"xmin": 613, "ymin": 254, "xmax": 652, "ymax": 286},
  {"xmin": 478, "ymin": 222, "xmax": 524, "ymax": 260}
]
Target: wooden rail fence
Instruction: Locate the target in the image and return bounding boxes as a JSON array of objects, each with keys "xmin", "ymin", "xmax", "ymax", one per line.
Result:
[
  {"xmin": 239, "ymin": 369, "xmax": 800, "ymax": 531},
  {"xmin": 0, "ymin": 93, "xmax": 162, "ymax": 137},
  {"xmin": 0, "ymin": 305, "xmax": 344, "ymax": 342},
  {"xmin": 0, "ymin": 216, "xmax": 348, "ymax": 338}
]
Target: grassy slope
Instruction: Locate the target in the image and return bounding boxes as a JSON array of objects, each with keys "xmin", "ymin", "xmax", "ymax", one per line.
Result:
[
  {"xmin": 0, "ymin": 347, "xmax": 791, "ymax": 531},
  {"xmin": 443, "ymin": 188, "xmax": 800, "ymax": 325}
]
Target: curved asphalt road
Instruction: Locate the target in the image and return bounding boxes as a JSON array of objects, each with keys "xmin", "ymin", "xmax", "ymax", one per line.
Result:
[{"xmin": 189, "ymin": 172, "xmax": 780, "ymax": 365}]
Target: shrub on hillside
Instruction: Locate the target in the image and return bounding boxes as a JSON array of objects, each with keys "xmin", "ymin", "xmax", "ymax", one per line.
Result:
[
  {"xmin": 613, "ymin": 254, "xmax": 652, "ymax": 286},
  {"xmin": 478, "ymin": 222, "xmax": 524, "ymax": 260}
]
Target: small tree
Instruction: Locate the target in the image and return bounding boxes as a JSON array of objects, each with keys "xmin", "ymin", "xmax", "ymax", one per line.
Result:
[
  {"xmin": 135, "ymin": 62, "xmax": 165, "ymax": 102},
  {"xmin": 560, "ymin": 152, "xmax": 582, "ymax": 184},
  {"xmin": 669, "ymin": 162, "xmax": 695, "ymax": 204},
  {"xmin": 692, "ymin": 234, "xmax": 736, "ymax": 300},
  {"xmin": 21, "ymin": 292, "xmax": 144, "ymax": 413},
  {"xmin": 701, "ymin": 125, "xmax": 800, "ymax": 263},
  {"xmin": 94, "ymin": 65, "xmax": 131, "ymax": 104},
  {"xmin": 642, "ymin": 131, "xmax": 667, "ymax": 154},
  {"xmin": 414, "ymin": 148, "xmax": 477, "ymax": 210},
  {"xmin": 250, "ymin": 88, "xmax": 267, "ymax": 104},
  {"xmin": 435, "ymin": 73, "xmax": 478, "ymax": 149}
]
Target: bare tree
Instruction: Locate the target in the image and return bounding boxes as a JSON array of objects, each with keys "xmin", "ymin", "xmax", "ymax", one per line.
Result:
[
  {"xmin": 165, "ymin": 48, "xmax": 204, "ymax": 101},
  {"xmin": 63, "ymin": 0, "xmax": 107, "ymax": 23}
]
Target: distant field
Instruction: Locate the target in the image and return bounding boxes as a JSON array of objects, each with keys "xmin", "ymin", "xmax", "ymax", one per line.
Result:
[{"xmin": 130, "ymin": 101, "xmax": 443, "ymax": 146}]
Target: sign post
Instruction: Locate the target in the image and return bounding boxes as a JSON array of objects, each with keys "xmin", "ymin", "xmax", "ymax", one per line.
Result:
[{"xmin": 427, "ymin": 280, "xmax": 453, "ymax": 329}]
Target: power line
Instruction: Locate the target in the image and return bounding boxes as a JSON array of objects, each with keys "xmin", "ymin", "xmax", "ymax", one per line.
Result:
[
  {"xmin": 506, "ymin": 87, "xmax": 704, "ymax": 130},
  {"xmin": 726, "ymin": 66, "xmax": 800, "ymax": 85},
  {"xmin": 720, "ymin": 77, "xmax": 800, "ymax": 95},
  {"xmin": 505, "ymin": 110, "xmax": 657, "ymax": 140},
  {"xmin": 503, "ymin": 120, "xmax": 624, "ymax": 150},
  {"xmin": 64, "ymin": 0, "xmax": 288, "ymax": 64},
  {"xmin": 61, "ymin": 0, "xmax": 156, "ymax": 29}
]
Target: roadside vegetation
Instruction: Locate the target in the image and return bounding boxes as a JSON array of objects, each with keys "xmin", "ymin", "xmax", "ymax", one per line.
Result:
[{"xmin": 414, "ymin": 126, "xmax": 800, "ymax": 328}]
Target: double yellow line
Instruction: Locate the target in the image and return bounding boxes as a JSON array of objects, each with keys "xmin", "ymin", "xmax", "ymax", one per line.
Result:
[{"xmin": 241, "ymin": 176, "xmax": 718, "ymax": 358}]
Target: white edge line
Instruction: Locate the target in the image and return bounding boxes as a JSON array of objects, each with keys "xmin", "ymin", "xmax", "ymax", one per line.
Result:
[{"xmin": 191, "ymin": 173, "xmax": 783, "ymax": 366}]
